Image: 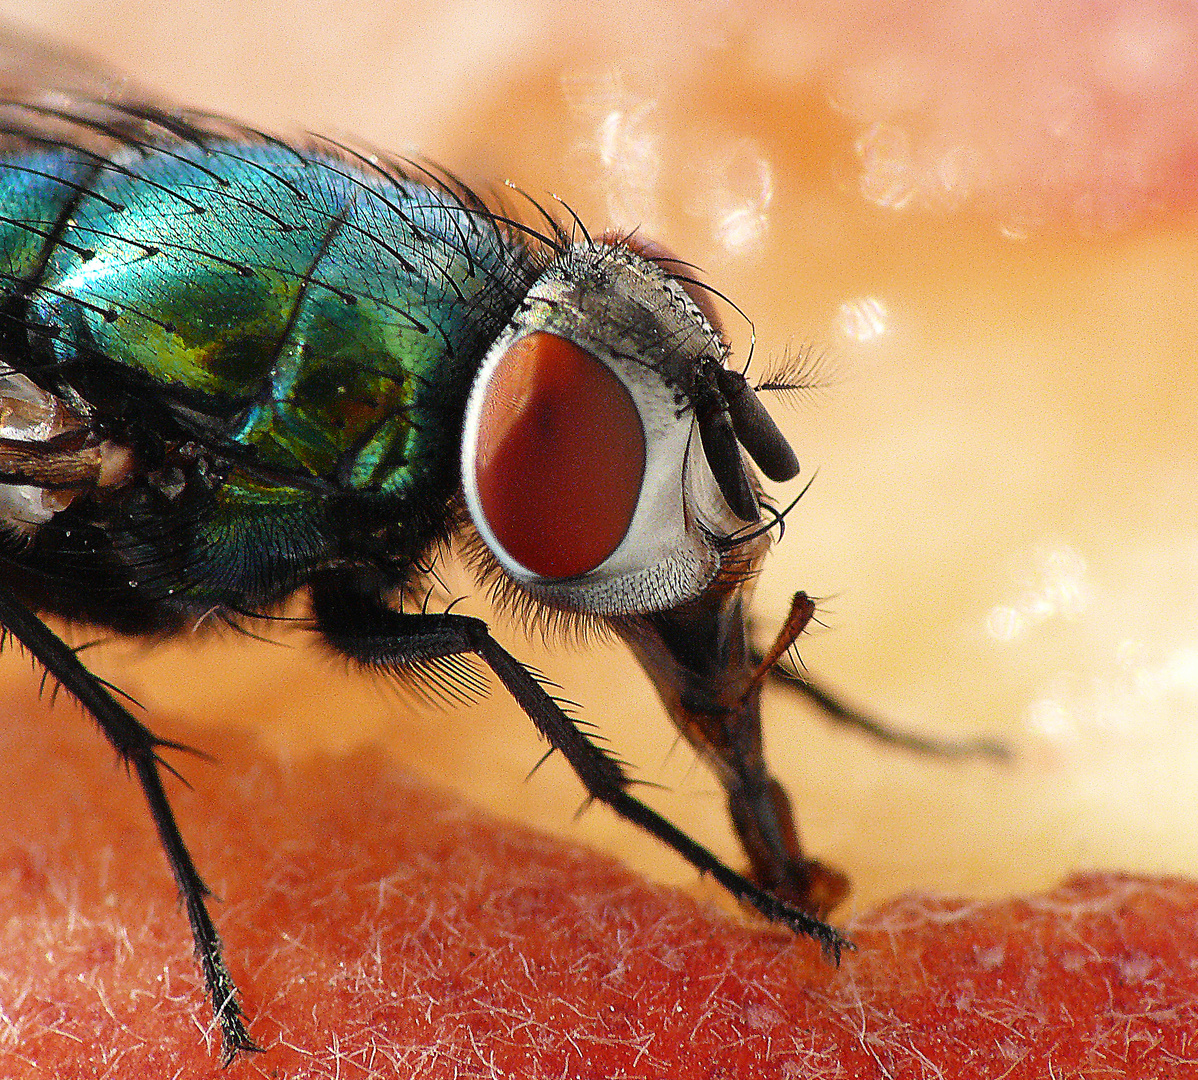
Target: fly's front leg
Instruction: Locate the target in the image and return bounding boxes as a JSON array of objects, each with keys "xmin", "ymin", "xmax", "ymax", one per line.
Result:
[
  {"xmin": 731, "ymin": 585, "xmax": 1011, "ymax": 908},
  {"xmin": 735, "ymin": 593, "xmax": 850, "ymax": 915},
  {"xmin": 760, "ymin": 594, "xmax": 1010, "ymax": 761},
  {"xmin": 311, "ymin": 574, "xmax": 850, "ymax": 962},
  {"xmin": 0, "ymin": 584, "xmax": 257, "ymax": 1062},
  {"xmin": 619, "ymin": 589, "xmax": 850, "ymax": 918}
]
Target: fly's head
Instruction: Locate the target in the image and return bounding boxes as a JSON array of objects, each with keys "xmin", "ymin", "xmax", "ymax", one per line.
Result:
[
  {"xmin": 461, "ymin": 237, "xmax": 798, "ymax": 621},
  {"xmin": 461, "ymin": 236, "xmax": 841, "ymax": 913}
]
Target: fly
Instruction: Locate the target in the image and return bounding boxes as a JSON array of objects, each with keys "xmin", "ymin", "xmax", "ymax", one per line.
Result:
[{"xmin": 0, "ymin": 75, "xmax": 1004, "ymax": 1061}]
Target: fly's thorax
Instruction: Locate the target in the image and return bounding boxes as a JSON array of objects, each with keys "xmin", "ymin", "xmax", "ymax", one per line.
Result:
[{"xmin": 461, "ymin": 240, "xmax": 789, "ymax": 619}]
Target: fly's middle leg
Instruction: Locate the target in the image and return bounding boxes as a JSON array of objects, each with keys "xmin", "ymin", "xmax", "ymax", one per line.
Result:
[{"xmin": 311, "ymin": 575, "xmax": 852, "ymax": 963}]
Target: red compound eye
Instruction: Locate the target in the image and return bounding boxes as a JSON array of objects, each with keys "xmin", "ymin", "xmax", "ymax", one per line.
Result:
[{"xmin": 473, "ymin": 332, "xmax": 646, "ymax": 579}]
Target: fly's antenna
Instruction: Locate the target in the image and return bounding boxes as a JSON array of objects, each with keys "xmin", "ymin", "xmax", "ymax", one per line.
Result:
[{"xmin": 754, "ymin": 345, "xmax": 833, "ymax": 402}]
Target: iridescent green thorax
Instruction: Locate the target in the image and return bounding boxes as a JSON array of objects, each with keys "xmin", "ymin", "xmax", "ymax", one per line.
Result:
[
  {"xmin": 0, "ymin": 139, "xmax": 539, "ymax": 613},
  {"xmin": 9, "ymin": 143, "xmax": 535, "ymax": 495}
]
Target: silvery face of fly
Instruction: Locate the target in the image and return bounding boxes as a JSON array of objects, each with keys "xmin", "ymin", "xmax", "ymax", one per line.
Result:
[{"xmin": 461, "ymin": 239, "xmax": 799, "ymax": 617}]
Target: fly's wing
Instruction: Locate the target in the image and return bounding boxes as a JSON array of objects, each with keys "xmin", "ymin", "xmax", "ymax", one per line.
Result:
[
  {"xmin": 0, "ymin": 25, "xmax": 252, "ymax": 156},
  {"xmin": 0, "ymin": 24, "xmax": 140, "ymax": 100},
  {"xmin": 0, "ymin": 24, "xmax": 183, "ymax": 153}
]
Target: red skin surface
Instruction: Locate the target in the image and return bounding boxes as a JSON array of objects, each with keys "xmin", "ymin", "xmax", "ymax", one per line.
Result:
[{"xmin": 3, "ymin": 695, "xmax": 1196, "ymax": 1079}]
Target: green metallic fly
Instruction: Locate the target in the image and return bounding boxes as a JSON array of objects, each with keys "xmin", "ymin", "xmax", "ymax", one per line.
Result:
[{"xmin": 0, "ymin": 33, "xmax": 1003, "ymax": 1061}]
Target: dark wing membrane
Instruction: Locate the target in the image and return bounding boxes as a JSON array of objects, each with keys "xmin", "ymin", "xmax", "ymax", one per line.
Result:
[
  {"xmin": 0, "ymin": 24, "xmax": 260, "ymax": 156},
  {"xmin": 0, "ymin": 24, "xmax": 140, "ymax": 100},
  {"xmin": 0, "ymin": 25, "xmax": 189, "ymax": 155}
]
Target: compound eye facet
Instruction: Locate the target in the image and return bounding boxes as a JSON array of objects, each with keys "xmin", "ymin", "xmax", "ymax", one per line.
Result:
[{"xmin": 472, "ymin": 331, "xmax": 646, "ymax": 580}]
